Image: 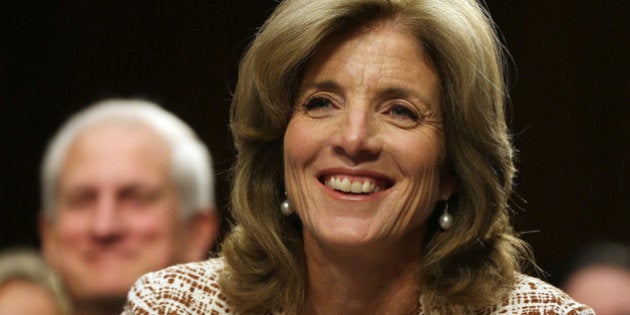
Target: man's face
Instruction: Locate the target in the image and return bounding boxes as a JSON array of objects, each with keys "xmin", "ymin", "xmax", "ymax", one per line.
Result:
[{"xmin": 41, "ymin": 123, "xmax": 191, "ymax": 302}]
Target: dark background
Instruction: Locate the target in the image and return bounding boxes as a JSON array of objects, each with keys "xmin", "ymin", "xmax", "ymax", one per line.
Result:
[{"xmin": 2, "ymin": 1, "xmax": 627, "ymax": 286}]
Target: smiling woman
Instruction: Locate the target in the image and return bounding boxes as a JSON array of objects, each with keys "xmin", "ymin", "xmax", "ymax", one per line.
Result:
[
  {"xmin": 284, "ymin": 25, "xmax": 450, "ymax": 254},
  {"xmin": 123, "ymin": 0, "xmax": 594, "ymax": 314}
]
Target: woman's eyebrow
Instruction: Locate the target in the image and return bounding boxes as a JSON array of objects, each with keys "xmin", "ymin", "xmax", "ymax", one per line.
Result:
[
  {"xmin": 298, "ymin": 80, "xmax": 340, "ymax": 93},
  {"xmin": 298, "ymin": 81, "xmax": 437, "ymax": 109},
  {"xmin": 379, "ymin": 86, "xmax": 436, "ymax": 108}
]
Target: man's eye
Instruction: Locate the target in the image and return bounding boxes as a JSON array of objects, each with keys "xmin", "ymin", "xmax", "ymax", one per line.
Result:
[
  {"xmin": 64, "ymin": 191, "xmax": 96, "ymax": 209},
  {"xmin": 121, "ymin": 188, "xmax": 159, "ymax": 205}
]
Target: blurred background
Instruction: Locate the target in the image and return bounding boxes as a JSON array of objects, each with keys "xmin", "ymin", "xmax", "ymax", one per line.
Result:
[{"xmin": 2, "ymin": 1, "xmax": 627, "ymax": 285}]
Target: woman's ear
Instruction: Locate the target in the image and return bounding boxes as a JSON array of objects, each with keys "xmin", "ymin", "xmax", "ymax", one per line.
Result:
[
  {"xmin": 440, "ymin": 175, "xmax": 457, "ymax": 200},
  {"xmin": 440, "ymin": 159, "xmax": 457, "ymax": 200}
]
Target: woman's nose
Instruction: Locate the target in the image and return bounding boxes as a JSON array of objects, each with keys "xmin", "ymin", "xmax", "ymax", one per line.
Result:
[{"xmin": 331, "ymin": 107, "xmax": 382, "ymax": 161}]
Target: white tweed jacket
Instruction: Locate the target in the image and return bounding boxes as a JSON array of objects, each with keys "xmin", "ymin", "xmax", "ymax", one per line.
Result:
[{"xmin": 123, "ymin": 258, "xmax": 593, "ymax": 314}]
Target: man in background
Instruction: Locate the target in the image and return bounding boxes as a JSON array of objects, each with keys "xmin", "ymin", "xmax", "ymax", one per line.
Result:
[
  {"xmin": 562, "ymin": 241, "xmax": 630, "ymax": 315},
  {"xmin": 39, "ymin": 99, "xmax": 218, "ymax": 314}
]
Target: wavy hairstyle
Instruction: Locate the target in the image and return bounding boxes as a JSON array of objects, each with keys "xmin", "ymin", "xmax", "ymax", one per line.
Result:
[{"xmin": 222, "ymin": 0, "xmax": 533, "ymax": 313}]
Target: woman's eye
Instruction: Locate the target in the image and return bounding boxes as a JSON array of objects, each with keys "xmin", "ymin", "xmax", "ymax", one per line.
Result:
[
  {"xmin": 300, "ymin": 95, "xmax": 338, "ymax": 118},
  {"xmin": 387, "ymin": 104, "xmax": 419, "ymax": 122},
  {"xmin": 304, "ymin": 96, "xmax": 333, "ymax": 111}
]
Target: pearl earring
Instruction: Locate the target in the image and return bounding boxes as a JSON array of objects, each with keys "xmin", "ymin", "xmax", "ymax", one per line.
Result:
[
  {"xmin": 439, "ymin": 200, "xmax": 453, "ymax": 230},
  {"xmin": 280, "ymin": 198, "xmax": 293, "ymax": 216}
]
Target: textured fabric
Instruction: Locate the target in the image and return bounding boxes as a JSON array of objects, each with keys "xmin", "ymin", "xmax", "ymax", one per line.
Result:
[{"xmin": 123, "ymin": 258, "xmax": 594, "ymax": 315}]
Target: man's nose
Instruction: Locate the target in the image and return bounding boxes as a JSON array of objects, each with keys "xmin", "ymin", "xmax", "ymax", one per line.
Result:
[{"xmin": 91, "ymin": 195, "xmax": 124, "ymax": 242}]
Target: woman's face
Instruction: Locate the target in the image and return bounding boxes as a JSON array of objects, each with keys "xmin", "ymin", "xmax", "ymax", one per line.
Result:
[{"xmin": 284, "ymin": 24, "xmax": 454, "ymax": 251}]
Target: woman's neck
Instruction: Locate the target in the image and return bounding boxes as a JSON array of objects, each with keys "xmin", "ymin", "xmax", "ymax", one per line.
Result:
[{"xmin": 303, "ymin": 232, "xmax": 424, "ymax": 315}]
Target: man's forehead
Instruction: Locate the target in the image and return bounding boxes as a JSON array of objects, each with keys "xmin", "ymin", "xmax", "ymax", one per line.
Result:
[
  {"xmin": 58, "ymin": 124, "xmax": 172, "ymax": 189},
  {"xmin": 59, "ymin": 178, "xmax": 167, "ymax": 192}
]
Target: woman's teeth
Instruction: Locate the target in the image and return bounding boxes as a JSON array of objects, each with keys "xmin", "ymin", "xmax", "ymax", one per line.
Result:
[{"xmin": 325, "ymin": 176, "xmax": 382, "ymax": 194}]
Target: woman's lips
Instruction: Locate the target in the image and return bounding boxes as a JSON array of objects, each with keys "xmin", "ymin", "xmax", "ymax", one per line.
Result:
[{"xmin": 320, "ymin": 174, "xmax": 393, "ymax": 194}]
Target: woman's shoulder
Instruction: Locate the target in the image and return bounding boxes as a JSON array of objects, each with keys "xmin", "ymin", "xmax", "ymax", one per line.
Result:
[
  {"xmin": 123, "ymin": 258, "xmax": 233, "ymax": 314},
  {"xmin": 489, "ymin": 273, "xmax": 594, "ymax": 314}
]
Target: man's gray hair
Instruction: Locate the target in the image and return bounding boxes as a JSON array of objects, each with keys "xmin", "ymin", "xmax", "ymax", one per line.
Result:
[{"xmin": 41, "ymin": 98, "xmax": 215, "ymax": 219}]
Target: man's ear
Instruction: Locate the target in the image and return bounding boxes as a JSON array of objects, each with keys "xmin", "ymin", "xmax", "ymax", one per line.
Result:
[
  {"xmin": 184, "ymin": 208, "xmax": 219, "ymax": 261},
  {"xmin": 38, "ymin": 212, "xmax": 57, "ymax": 265}
]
